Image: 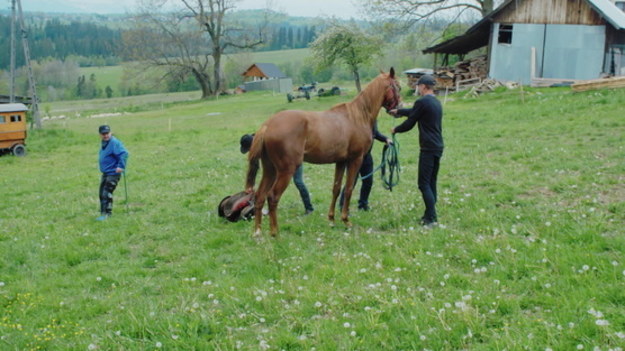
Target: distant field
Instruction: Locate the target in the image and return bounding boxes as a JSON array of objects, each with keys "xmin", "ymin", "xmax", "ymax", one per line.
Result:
[
  {"xmin": 78, "ymin": 48, "xmax": 312, "ymax": 97},
  {"xmin": 2, "ymin": 84, "xmax": 624, "ymax": 350}
]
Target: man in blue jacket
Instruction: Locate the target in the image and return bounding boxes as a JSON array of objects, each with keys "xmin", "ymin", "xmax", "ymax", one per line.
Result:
[{"xmin": 97, "ymin": 125, "xmax": 128, "ymax": 221}]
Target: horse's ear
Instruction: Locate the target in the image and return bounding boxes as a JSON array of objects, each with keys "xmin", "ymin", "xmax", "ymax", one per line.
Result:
[{"xmin": 389, "ymin": 67, "xmax": 395, "ymax": 78}]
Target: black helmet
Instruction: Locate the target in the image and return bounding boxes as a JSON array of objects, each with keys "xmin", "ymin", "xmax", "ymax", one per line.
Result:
[
  {"xmin": 240, "ymin": 134, "xmax": 254, "ymax": 153},
  {"xmin": 417, "ymin": 74, "xmax": 436, "ymax": 87}
]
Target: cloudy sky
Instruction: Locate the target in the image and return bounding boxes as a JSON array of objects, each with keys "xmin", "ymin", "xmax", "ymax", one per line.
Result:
[{"xmin": 19, "ymin": 0, "xmax": 362, "ymax": 19}]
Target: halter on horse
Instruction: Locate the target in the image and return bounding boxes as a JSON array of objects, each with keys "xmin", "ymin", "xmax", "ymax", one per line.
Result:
[{"xmin": 245, "ymin": 68, "xmax": 401, "ymax": 237}]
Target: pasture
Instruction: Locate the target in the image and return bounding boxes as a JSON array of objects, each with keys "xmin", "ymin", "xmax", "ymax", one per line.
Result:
[{"xmin": 1, "ymin": 84, "xmax": 624, "ymax": 350}]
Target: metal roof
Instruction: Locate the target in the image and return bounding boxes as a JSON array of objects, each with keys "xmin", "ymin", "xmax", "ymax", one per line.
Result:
[
  {"xmin": 588, "ymin": 0, "xmax": 625, "ymax": 29},
  {"xmin": 0, "ymin": 103, "xmax": 28, "ymax": 113},
  {"xmin": 403, "ymin": 68, "xmax": 434, "ymax": 75},
  {"xmin": 423, "ymin": 0, "xmax": 625, "ymax": 55}
]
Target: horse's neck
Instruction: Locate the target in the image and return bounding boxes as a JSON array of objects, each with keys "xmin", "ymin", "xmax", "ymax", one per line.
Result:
[{"xmin": 346, "ymin": 78, "xmax": 385, "ymax": 125}]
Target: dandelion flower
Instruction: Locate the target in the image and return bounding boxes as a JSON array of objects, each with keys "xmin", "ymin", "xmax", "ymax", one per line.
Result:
[{"xmin": 155, "ymin": 342, "xmax": 162, "ymax": 348}]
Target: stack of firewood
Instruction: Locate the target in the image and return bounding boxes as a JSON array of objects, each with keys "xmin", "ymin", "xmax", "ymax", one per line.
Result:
[{"xmin": 434, "ymin": 55, "xmax": 488, "ymax": 90}]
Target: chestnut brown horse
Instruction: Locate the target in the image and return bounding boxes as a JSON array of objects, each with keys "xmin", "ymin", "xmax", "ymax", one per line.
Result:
[{"xmin": 245, "ymin": 68, "xmax": 401, "ymax": 237}]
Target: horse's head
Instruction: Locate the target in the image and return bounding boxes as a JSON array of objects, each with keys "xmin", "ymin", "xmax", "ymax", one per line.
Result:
[{"xmin": 382, "ymin": 67, "xmax": 401, "ymax": 112}]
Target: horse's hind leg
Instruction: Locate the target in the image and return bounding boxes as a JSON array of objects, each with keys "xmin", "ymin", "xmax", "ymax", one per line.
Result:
[
  {"xmin": 254, "ymin": 162, "xmax": 276, "ymax": 238},
  {"xmin": 267, "ymin": 171, "xmax": 293, "ymax": 237},
  {"xmin": 328, "ymin": 162, "xmax": 346, "ymax": 224},
  {"xmin": 341, "ymin": 158, "xmax": 363, "ymax": 227}
]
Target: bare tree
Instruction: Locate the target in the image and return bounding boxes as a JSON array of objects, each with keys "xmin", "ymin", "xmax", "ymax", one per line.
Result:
[
  {"xmin": 124, "ymin": 0, "xmax": 266, "ymax": 98},
  {"xmin": 180, "ymin": 0, "xmax": 266, "ymax": 95},
  {"xmin": 361, "ymin": 0, "xmax": 502, "ymax": 26}
]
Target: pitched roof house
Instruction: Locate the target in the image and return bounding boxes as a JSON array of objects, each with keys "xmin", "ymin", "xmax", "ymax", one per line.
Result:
[
  {"xmin": 423, "ymin": 0, "xmax": 625, "ymax": 85},
  {"xmin": 241, "ymin": 63, "xmax": 287, "ymax": 81}
]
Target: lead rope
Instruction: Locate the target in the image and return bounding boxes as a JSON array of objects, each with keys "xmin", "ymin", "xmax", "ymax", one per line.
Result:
[
  {"xmin": 380, "ymin": 134, "xmax": 400, "ymax": 191},
  {"xmin": 360, "ymin": 134, "xmax": 400, "ymax": 191}
]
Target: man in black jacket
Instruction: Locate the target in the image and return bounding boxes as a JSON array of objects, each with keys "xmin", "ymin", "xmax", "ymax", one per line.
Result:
[{"xmin": 389, "ymin": 75, "xmax": 443, "ymax": 227}]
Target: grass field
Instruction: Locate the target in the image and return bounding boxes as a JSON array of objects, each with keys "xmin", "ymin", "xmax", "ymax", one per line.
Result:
[{"xmin": 1, "ymin": 83, "xmax": 624, "ymax": 350}]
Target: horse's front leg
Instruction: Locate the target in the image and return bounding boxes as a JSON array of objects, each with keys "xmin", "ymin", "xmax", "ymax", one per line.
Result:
[
  {"xmin": 341, "ymin": 157, "xmax": 363, "ymax": 227},
  {"xmin": 328, "ymin": 162, "xmax": 346, "ymax": 224}
]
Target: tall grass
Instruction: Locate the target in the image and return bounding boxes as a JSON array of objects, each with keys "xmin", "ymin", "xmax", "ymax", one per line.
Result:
[{"xmin": 1, "ymin": 85, "xmax": 624, "ymax": 350}]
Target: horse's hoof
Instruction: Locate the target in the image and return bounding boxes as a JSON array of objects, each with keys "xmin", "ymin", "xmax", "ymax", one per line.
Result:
[{"xmin": 252, "ymin": 229, "xmax": 263, "ymax": 241}]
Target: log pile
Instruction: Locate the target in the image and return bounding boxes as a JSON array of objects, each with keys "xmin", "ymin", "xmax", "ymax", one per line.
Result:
[
  {"xmin": 434, "ymin": 55, "xmax": 488, "ymax": 91},
  {"xmin": 463, "ymin": 79, "xmax": 519, "ymax": 98},
  {"xmin": 571, "ymin": 76, "xmax": 625, "ymax": 92}
]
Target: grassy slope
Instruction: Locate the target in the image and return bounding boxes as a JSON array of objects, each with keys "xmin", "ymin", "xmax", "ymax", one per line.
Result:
[{"xmin": 1, "ymin": 85, "xmax": 624, "ymax": 350}]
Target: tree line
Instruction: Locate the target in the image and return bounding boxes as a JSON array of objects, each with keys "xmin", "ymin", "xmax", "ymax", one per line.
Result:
[{"xmin": 0, "ymin": 16, "xmax": 121, "ymax": 70}]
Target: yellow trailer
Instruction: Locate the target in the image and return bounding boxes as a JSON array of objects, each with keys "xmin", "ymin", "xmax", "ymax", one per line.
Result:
[{"xmin": 0, "ymin": 103, "xmax": 28, "ymax": 156}]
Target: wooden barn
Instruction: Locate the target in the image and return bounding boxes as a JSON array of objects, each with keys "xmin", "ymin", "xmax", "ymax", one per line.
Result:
[
  {"xmin": 241, "ymin": 63, "xmax": 292, "ymax": 93},
  {"xmin": 423, "ymin": 0, "xmax": 625, "ymax": 86}
]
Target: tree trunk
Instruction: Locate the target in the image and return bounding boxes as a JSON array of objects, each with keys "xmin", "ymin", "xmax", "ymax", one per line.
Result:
[
  {"xmin": 192, "ymin": 69, "xmax": 213, "ymax": 99},
  {"xmin": 481, "ymin": 0, "xmax": 494, "ymax": 16},
  {"xmin": 353, "ymin": 69, "xmax": 362, "ymax": 93},
  {"xmin": 213, "ymin": 48, "xmax": 223, "ymax": 96}
]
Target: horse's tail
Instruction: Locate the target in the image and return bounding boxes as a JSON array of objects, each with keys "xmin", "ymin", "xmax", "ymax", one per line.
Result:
[{"xmin": 245, "ymin": 125, "xmax": 267, "ymax": 191}]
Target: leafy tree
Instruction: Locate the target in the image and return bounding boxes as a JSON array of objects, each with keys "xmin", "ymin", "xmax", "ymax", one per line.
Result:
[
  {"xmin": 105, "ymin": 85, "xmax": 113, "ymax": 98},
  {"xmin": 310, "ymin": 23, "xmax": 383, "ymax": 92}
]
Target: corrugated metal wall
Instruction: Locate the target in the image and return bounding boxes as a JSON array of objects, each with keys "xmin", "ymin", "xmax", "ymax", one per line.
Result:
[
  {"xmin": 243, "ymin": 78, "xmax": 293, "ymax": 94},
  {"xmin": 489, "ymin": 23, "xmax": 606, "ymax": 83}
]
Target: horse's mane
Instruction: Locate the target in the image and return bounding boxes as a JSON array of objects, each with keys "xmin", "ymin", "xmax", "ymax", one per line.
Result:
[{"xmin": 330, "ymin": 73, "xmax": 388, "ymax": 125}]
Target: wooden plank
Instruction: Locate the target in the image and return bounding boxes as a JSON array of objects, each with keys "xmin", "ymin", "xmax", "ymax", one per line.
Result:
[{"xmin": 571, "ymin": 76, "xmax": 625, "ymax": 92}]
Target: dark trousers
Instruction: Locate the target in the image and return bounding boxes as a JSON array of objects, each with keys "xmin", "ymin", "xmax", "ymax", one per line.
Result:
[
  {"xmin": 292, "ymin": 165, "xmax": 314, "ymax": 212},
  {"xmin": 418, "ymin": 151, "xmax": 442, "ymax": 224},
  {"xmin": 99, "ymin": 174, "xmax": 121, "ymax": 215},
  {"xmin": 340, "ymin": 152, "xmax": 374, "ymax": 210}
]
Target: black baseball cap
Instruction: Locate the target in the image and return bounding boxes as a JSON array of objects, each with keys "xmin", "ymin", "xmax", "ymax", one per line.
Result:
[
  {"xmin": 240, "ymin": 134, "xmax": 254, "ymax": 153},
  {"xmin": 99, "ymin": 125, "xmax": 111, "ymax": 134},
  {"xmin": 417, "ymin": 74, "xmax": 436, "ymax": 86}
]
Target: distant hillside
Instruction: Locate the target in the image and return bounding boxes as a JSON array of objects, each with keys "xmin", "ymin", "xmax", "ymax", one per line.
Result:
[
  {"xmin": 0, "ymin": 8, "xmax": 327, "ymax": 70},
  {"xmin": 0, "ymin": 14, "xmax": 122, "ymax": 70}
]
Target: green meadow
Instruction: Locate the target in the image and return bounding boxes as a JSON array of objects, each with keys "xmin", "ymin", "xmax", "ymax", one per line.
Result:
[{"xmin": 1, "ymin": 84, "xmax": 624, "ymax": 350}]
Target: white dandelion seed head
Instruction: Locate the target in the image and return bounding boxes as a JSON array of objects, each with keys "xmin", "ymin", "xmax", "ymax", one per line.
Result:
[
  {"xmin": 88, "ymin": 344, "xmax": 98, "ymax": 350},
  {"xmin": 596, "ymin": 319, "xmax": 610, "ymax": 326},
  {"xmin": 155, "ymin": 342, "xmax": 162, "ymax": 348},
  {"xmin": 576, "ymin": 345, "xmax": 584, "ymax": 350}
]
